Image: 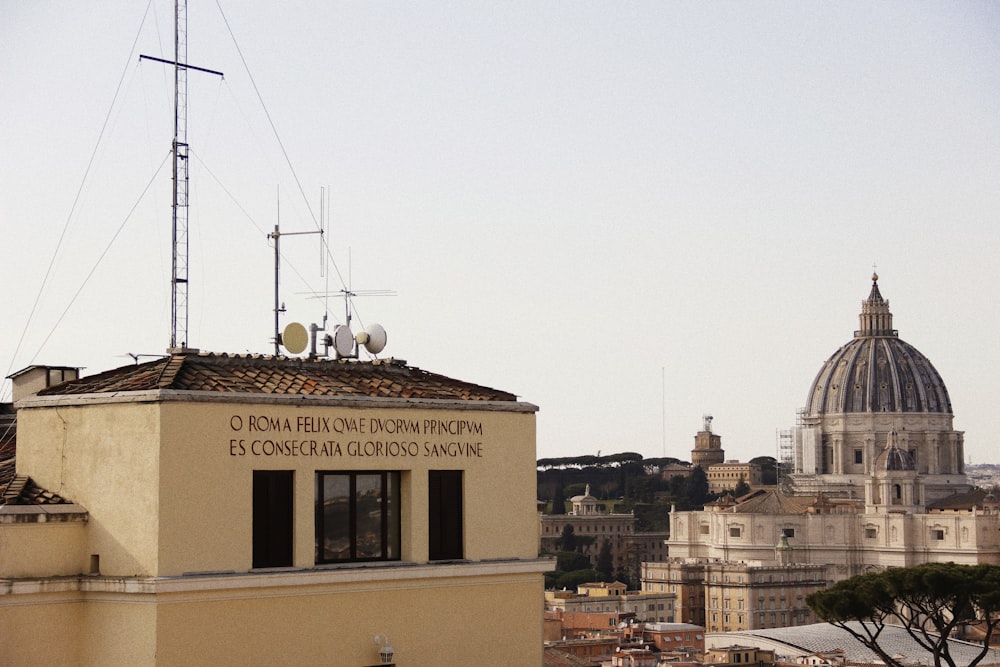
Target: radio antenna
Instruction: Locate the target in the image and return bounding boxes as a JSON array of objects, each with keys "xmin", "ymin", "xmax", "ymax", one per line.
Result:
[{"xmin": 140, "ymin": 0, "xmax": 223, "ymax": 351}]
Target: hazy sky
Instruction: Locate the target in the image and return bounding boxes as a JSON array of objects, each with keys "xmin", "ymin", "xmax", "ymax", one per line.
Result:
[{"xmin": 3, "ymin": 2, "xmax": 999, "ymax": 465}]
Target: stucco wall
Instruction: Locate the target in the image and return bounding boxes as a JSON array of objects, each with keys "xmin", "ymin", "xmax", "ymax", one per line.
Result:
[
  {"xmin": 0, "ymin": 564, "xmax": 546, "ymax": 666},
  {"xmin": 155, "ymin": 399, "xmax": 538, "ymax": 575},
  {"xmin": 5, "ymin": 390, "xmax": 546, "ymax": 665},
  {"xmin": 0, "ymin": 520, "xmax": 88, "ymax": 577},
  {"xmin": 16, "ymin": 401, "xmax": 162, "ymax": 576},
  {"xmin": 0, "ymin": 594, "xmax": 83, "ymax": 666}
]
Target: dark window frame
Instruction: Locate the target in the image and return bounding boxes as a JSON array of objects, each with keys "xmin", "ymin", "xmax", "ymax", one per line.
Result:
[{"xmin": 315, "ymin": 470, "xmax": 401, "ymax": 564}]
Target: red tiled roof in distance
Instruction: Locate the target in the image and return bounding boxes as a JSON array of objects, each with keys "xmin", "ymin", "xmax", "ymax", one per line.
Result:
[{"xmin": 36, "ymin": 352, "xmax": 520, "ymax": 402}]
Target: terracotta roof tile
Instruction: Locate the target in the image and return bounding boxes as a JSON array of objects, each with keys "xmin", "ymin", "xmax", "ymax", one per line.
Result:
[
  {"xmin": 37, "ymin": 351, "xmax": 519, "ymax": 402},
  {"xmin": 713, "ymin": 489, "xmax": 812, "ymax": 514},
  {"xmin": 0, "ymin": 469, "xmax": 69, "ymax": 506}
]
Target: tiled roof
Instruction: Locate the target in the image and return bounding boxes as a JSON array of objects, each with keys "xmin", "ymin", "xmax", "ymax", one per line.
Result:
[
  {"xmin": 0, "ymin": 439, "xmax": 69, "ymax": 506},
  {"xmin": 713, "ymin": 489, "xmax": 812, "ymax": 515},
  {"xmin": 36, "ymin": 352, "xmax": 519, "ymax": 402},
  {"xmin": 0, "ymin": 474, "xmax": 69, "ymax": 505},
  {"xmin": 926, "ymin": 488, "xmax": 991, "ymax": 511},
  {"xmin": 543, "ymin": 647, "xmax": 600, "ymax": 667}
]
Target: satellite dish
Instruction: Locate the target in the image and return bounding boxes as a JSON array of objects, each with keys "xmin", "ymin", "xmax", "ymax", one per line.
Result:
[
  {"xmin": 332, "ymin": 324, "xmax": 355, "ymax": 358},
  {"xmin": 282, "ymin": 322, "xmax": 308, "ymax": 355},
  {"xmin": 356, "ymin": 323, "xmax": 387, "ymax": 354}
]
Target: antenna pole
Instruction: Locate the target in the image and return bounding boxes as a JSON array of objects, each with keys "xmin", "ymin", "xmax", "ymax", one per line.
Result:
[
  {"xmin": 141, "ymin": 0, "xmax": 223, "ymax": 352},
  {"xmin": 269, "ymin": 224, "xmax": 323, "ymax": 355},
  {"xmin": 272, "ymin": 224, "xmax": 282, "ymax": 355},
  {"xmin": 170, "ymin": 0, "xmax": 189, "ymax": 350}
]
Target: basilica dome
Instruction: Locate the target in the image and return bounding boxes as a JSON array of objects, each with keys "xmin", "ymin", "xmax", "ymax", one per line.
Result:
[{"xmin": 805, "ymin": 275, "xmax": 952, "ymax": 417}]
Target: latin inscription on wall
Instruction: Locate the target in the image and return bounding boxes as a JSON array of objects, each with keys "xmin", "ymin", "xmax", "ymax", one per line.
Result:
[{"xmin": 228, "ymin": 414, "xmax": 484, "ymax": 458}]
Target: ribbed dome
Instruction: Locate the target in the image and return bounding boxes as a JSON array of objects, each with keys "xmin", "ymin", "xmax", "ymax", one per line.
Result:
[
  {"xmin": 872, "ymin": 431, "xmax": 916, "ymax": 472},
  {"xmin": 806, "ymin": 275, "xmax": 952, "ymax": 416}
]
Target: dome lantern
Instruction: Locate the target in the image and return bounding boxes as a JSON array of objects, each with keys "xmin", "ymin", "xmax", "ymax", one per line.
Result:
[{"xmin": 856, "ymin": 273, "xmax": 897, "ymax": 338}]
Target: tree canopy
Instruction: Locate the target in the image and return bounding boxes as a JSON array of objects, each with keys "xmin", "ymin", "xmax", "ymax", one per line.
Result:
[
  {"xmin": 549, "ymin": 481, "xmax": 567, "ymax": 515},
  {"xmin": 537, "ymin": 452, "xmax": 649, "ymax": 469},
  {"xmin": 806, "ymin": 563, "xmax": 1000, "ymax": 667},
  {"xmin": 595, "ymin": 539, "xmax": 614, "ymax": 581},
  {"xmin": 558, "ymin": 524, "xmax": 577, "ymax": 552}
]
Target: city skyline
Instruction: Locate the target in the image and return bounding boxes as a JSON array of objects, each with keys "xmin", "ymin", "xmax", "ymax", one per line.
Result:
[{"xmin": 3, "ymin": 2, "xmax": 999, "ymax": 464}]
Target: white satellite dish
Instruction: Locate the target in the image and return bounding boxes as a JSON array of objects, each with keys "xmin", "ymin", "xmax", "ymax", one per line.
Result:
[
  {"xmin": 356, "ymin": 323, "xmax": 387, "ymax": 354},
  {"xmin": 332, "ymin": 324, "xmax": 355, "ymax": 358},
  {"xmin": 282, "ymin": 322, "xmax": 308, "ymax": 355}
]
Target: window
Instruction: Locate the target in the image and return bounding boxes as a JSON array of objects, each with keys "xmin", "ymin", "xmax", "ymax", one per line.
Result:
[
  {"xmin": 865, "ymin": 527, "xmax": 877, "ymax": 539},
  {"xmin": 253, "ymin": 470, "xmax": 294, "ymax": 568},
  {"xmin": 700, "ymin": 524, "xmax": 710, "ymax": 535},
  {"xmin": 315, "ymin": 471, "xmax": 400, "ymax": 563},
  {"xmin": 782, "ymin": 527, "xmax": 795, "ymax": 538},
  {"xmin": 854, "ymin": 449, "xmax": 863, "ymax": 465},
  {"xmin": 932, "ymin": 529, "xmax": 945, "ymax": 541},
  {"xmin": 729, "ymin": 526, "xmax": 742, "ymax": 538},
  {"xmin": 429, "ymin": 470, "xmax": 463, "ymax": 560}
]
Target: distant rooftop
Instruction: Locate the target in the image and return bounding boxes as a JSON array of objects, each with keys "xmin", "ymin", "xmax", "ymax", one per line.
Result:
[{"xmin": 715, "ymin": 622, "xmax": 1000, "ymax": 665}]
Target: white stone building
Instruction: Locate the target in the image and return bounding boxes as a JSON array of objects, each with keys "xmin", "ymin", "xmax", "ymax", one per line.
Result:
[{"xmin": 657, "ymin": 276, "xmax": 1000, "ymax": 622}]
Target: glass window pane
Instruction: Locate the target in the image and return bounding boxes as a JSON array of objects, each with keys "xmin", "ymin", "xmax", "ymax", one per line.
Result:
[
  {"xmin": 354, "ymin": 474, "xmax": 384, "ymax": 559},
  {"xmin": 321, "ymin": 474, "xmax": 351, "ymax": 561},
  {"xmin": 315, "ymin": 471, "xmax": 401, "ymax": 564},
  {"xmin": 386, "ymin": 473, "xmax": 400, "ymax": 559}
]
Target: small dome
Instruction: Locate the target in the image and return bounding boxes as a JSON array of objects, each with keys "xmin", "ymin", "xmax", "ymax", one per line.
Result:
[
  {"xmin": 873, "ymin": 444, "xmax": 916, "ymax": 472},
  {"xmin": 872, "ymin": 430, "xmax": 916, "ymax": 472},
  {"xmin": 806, "ymin": 275, "xmax": 952, "ymax": 416}
]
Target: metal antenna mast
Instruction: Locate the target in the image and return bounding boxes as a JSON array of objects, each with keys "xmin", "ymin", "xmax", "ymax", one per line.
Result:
[
  {"xmin": 171, "ymin": 0, "xmax": 190, "ymax": 350},
  {"xmin": 140, "ymin": 0, "xmax": 223, "ymax": 351}
]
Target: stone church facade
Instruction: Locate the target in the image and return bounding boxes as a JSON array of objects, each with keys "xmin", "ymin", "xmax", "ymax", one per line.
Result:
[{"xmin": 653, "ymin": 276, "xmax": 1000, "ymax": 629}]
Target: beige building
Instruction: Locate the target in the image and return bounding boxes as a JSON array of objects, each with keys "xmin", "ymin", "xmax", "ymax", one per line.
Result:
[
  {"xmin": 662, "ymin": 276, "xmax": 1000, "ymax": 600},
  {"xmin": 0, "ymin": 352, "xmax": 550, "ymax": 665},
  {"xmin": 545, "ymin": 581, "xmax": 678, "ymax": 624},
  {"xmin": 642, "ymin": 558, "xmax": 826, "ymax": 632},
  {"xmin": 640, "ymin": 558, "xmax": 709, "ymax": 628},
  {"xmin": 707, "ymin": 461, "xmax": 763, "ymax": 494},
  {"xmin": 689, "ymin": 417, "xmax": 763, "ymax": 493},
  {"xmin": 704, "ymin": 644, "xmax": 776, "ymax": 667},
  {"xmin": 540, "ymin": 485, "xmax": 636, "ymax": 572}
]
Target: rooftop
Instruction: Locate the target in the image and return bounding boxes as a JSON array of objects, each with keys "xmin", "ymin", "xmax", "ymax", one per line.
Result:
[
  {"xmin": 710, "ymin": 489, "xmax": 811, "ymax": 515},
  {"xmin": 4, "ymin": 352, "xmax": 528, "ymax": 507},
  {"xmin": 33, "ymin": 351, "xmax": 520, "ymax": 402},
  {"xmin": 717, "ymin": 622, "xmax": 1000, "ymax": 665}
]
